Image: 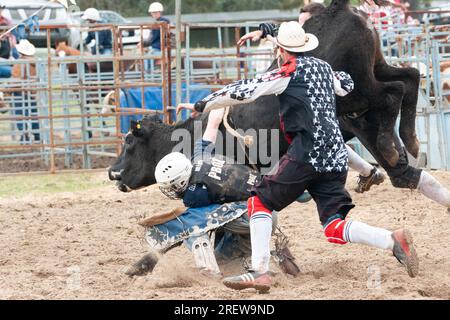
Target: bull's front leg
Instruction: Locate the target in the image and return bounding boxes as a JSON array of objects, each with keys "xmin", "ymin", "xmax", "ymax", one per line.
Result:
[
  {"xmin": 375, "ymin": 63, "xmax": 420, "ymax": 158},
  {"xmin": 372, "ymin": 81, "xmax": 406, "ymax": 167}
]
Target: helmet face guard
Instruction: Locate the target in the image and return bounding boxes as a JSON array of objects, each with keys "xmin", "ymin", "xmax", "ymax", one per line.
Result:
[
  {"xmin": 157, "ymin": 171, "xmax": 190, "ymax": 200},
  {"xmin": 158, "ymin": 185, "xmax": 183, "ymax": 200}
]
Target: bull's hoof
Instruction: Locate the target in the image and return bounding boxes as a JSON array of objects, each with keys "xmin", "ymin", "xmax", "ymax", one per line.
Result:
[
  {"xmin": 378, "ymin": 142, "xmax": 399, "ymax": 167},
  {"xmin": 386, "ymin": 151, "xmax": 400, "ymax": 167},
  {"xmin": 400, "ymin": 129, "xmax": 420, "ymax": 159},
  {"xmin": 404, "ymin": 136, "xmax": 420, "ymax": 159}
]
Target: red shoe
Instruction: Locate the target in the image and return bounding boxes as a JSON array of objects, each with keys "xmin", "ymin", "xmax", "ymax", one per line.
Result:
[
  {"xmin": 223, "ymin": 271, "xmax": 272, "ymax": 293},
  {"xmin": 392, "ymin": 229, "xmax": 419, "ymax": 278}
]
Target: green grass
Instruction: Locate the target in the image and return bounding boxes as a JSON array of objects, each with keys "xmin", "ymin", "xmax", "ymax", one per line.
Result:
[{"xmin": 0, "ymin": 172, "xmax": 106, "ymax": 199}]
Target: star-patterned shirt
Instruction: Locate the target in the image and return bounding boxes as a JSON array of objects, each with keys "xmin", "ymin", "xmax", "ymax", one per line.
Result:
[{"xmin": 200, "ymin": 55, "xmax": 354, "ymax": 173}]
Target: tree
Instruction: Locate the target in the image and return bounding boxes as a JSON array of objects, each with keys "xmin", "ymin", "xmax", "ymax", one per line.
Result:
[{"xmin": 78, "ymin": 0, "xmax": 432, "ymax": 17}]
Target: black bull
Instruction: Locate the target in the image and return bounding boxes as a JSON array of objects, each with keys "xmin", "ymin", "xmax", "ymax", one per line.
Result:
[{"xmin": 109, "ymin": 0, "xmax": 423, "ymax": 191}]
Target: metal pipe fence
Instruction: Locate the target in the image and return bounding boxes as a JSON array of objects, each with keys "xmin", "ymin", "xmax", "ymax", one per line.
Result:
[{"xmin": 0, "ymin": 22, "xmax": 173, "ymax": 173}]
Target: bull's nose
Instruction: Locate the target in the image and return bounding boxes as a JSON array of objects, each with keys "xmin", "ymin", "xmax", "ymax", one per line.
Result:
[{"xmin": 108, "ymin": 168, "xmax": 123, "ymax": 181}]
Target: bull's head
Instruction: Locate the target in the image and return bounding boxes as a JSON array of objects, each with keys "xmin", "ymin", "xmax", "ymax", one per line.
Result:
[{"xmin": 108, "ymin": 116, "xmax": 166, "ymax": 192}]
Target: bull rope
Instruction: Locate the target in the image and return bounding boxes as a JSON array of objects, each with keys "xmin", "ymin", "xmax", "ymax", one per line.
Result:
[
  {"xmin": 223, "ymin": 106, "xmax": 258, "ymax": 171},
  {"xmin": 223, "ymin": 106, "xmax": 254, "ymax": 146}
]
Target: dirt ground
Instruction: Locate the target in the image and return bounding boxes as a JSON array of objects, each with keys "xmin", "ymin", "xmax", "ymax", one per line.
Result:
[{"xmin": 1, "ymin": 169, "xmax": 450, "ymax": 300}]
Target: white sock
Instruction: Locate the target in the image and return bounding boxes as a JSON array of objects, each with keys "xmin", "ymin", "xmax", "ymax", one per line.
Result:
[
  {"xmin": 346, "ymin": 145, "xmax": 373, "ymax": 177},
  {"xmin": 250, "ymin": 212, "xmax": 273, "ymax": 273},
  {"xmin": 418, "ymin": 171, "xmax": 450, "ymax": 207},
  {"xmin": 344, "ymin": 220, "xmax": 394, "ymax": 250}
]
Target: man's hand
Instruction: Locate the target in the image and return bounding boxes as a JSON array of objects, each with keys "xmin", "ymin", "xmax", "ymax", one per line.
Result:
[
  {"xmin": 176, "ymin": 103, "xmax": 199, "ymax": 118},
  {"xmin": 237, "ymin": 30, "xmax": 263, "ymax": 47}
]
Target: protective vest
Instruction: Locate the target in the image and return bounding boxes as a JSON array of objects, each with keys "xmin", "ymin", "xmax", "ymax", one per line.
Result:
[{"xmin": 190, "ymin": 156, "xmax": 260, "ymax": 204}]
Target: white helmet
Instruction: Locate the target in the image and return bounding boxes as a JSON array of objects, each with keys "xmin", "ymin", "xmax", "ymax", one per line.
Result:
[
  {"xmin": 82, "ymin": 8, "xmax": 101, "ymax": 22},
  {"xmin": 155, "ymin": 152, "xmax": 192, "ymax": 199},
  {"xmin": 148, "ymin": 2, "xmax": 164, "ymax": 13}
]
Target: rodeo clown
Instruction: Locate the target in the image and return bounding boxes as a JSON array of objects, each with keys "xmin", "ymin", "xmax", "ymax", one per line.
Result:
[
  {"xmin": 124, "ymin": 109, "xmax": 302, "ymax": 278},
  {"xmin": 236, "ymin": 2, "xmax": 386, "ymax": 194},
  {"xmin": 191, "ymin": 21, "xmax": 419, "ymax": 293}
]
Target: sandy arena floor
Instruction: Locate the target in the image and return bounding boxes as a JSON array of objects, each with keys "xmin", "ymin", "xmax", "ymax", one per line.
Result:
[{"xmin": 0, "ymin": 170, "xmax": 450, "ymax": 300}]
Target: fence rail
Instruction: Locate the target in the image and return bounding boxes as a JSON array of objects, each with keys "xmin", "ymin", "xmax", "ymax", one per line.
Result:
[{"xmin": 0, "ymin": 22, "xmax": 173, "ymax": 173}]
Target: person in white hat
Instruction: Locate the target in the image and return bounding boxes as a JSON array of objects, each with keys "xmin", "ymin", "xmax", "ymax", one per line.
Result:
[
  {"xmin": 139, "ymin": 2, "xmax": 170, "ymax": 71},
  {"xmin": 238, "ymin": 4, "xmax": 387, "ymax": 194},
  {"xmin": 0, "ymin": 3, "xmax": 19, "ymax": 78},
  {"xmin": 191, "ymin": 21, "xmax": 418, "ymax": 292},
  {"xmin": 15, "ymin": 39, "xmax": 36, "ymax": 57},
  {"xmin": 147, "ymin": 2, "xmax": 170, "ymax": 51},
  {"xmin": 81, "ymin": 8, "xmax": 112, "ymax": 55},
  {"xmin": 11, "ymin": 39, "xmax": 40, "ymax": 142}
]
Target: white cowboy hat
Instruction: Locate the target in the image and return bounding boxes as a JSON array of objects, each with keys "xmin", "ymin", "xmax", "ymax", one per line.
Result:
[
  {"xmin": 268, "ymin": 21, "xmax": 319, "ymax": 53},
  {"xmin": 16, "ymin": 39, "xmax": 36, "ymax": 56}
]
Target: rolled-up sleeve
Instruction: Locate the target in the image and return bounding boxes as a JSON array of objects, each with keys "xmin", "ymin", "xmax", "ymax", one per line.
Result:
[
  {"xmin": 259, "ymin": 23, "xmax": 279, "ymax": 38},
  {"xmin": 196, "ymin": 63, "xmax": 295, "ymax": 113}
]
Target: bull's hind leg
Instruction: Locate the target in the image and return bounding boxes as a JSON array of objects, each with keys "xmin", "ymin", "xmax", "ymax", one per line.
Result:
[
  {"xmin": 124, "ymin": 251, "xmax": 159, "ymax": 277},
  {"xmin": 341, "ymin": 114, "xmax": 450, "ymax": 211},
  {"xmin": 339, "ymin": 112, "xmax": 422, "ymax": 190},
  {"xmin": 375, "ymin": 62, "xmax": 420, "ymax": 158}
]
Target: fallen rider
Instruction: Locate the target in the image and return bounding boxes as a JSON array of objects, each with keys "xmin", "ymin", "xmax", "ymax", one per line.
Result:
[{"xmin": 125, "ymin": 109, "xmax": 301, "ymax": 278}]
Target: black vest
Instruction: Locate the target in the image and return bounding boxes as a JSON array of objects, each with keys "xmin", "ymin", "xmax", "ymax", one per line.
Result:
[{"xmin": 190, "ymin": 156, "xmax": 261, "ymax": 204}]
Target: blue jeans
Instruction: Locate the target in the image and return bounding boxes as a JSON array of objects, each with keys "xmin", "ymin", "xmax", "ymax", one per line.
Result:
[
  {"xmin": 13, "ymin": 92, "xmax": 40, "ymax": 142},
  {"xmin": 0, "ymin": 65, "xmax": 12, "ymax": 78},
  {"xmin": 145, "ymin": 48, "xmax": 161, "ymax": 72},
  {"xmin": 101, "ymin": 48, "xmax": 113, "ymax": 55}
]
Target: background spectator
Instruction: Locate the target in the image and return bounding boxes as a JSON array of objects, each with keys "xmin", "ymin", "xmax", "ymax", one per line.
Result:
[
  {"xmin": 0, "ymin": 4, "xmax": 19, "ymax": 78},
  {"xmin": 11, "ymin": 39, "xmax": 39, "ymax": 143},
  {"xmin": 82, "ymin": 8, "xmax": 112, "ymax": 55},
  {"xmin": 140, "ymin": 2, "xmax": 170, "ymax": 71}
]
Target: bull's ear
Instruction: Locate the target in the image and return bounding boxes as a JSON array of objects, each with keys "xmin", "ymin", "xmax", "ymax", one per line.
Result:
[{"xmin": 130, "ymin": 120, "xmax": 144, "ymax": 137}]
